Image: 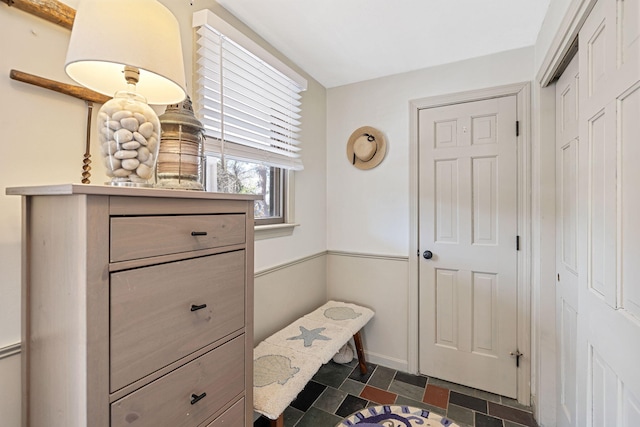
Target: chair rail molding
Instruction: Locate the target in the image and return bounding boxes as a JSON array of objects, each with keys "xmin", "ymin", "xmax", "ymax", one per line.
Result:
[{"xmin": 0, "ymin": 343, "xmax": 21, "ymax": 360}]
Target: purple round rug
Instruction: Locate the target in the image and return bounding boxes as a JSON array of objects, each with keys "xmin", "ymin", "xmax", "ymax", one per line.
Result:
[{"xmin": 337, "ymin": 405, "xmax": 458, "ymax": 427}]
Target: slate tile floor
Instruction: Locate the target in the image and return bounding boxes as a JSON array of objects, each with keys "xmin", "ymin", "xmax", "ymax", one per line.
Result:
[{"xmin": 254, "ymin": 359, "xmax": 539, "ymax": 427}]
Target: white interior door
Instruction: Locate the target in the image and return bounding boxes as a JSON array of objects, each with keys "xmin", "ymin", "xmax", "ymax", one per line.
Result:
[
  {"xmin": 418, "ymin": 96, "xmax": 519, "ymax": 398},
  {"xmin": 574, "ymin": 0, "xmax": 640, "ymax": 424},
  {"xmin": 555, "ymin": 53, "xmax": 580, "ymax": 427}
]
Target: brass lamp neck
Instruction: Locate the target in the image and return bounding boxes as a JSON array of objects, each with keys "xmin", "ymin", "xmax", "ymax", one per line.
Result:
[{"xmin": 123, "ymin": 66, "xmax": 140, "ymax": 85}]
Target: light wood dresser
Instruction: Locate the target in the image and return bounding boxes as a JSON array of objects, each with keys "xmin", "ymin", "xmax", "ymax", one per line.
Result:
[{"xmin": 7, "ymin": 184, "xmax": 257, "ymax": 427}]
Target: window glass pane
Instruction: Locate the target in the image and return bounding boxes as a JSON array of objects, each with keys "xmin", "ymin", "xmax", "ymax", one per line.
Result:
[{"xmin": 206, "ymin": 156, "xmax": 283, "ymax": 222}]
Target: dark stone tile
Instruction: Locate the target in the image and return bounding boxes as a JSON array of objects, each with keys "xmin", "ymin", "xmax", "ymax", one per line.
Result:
[
  {"xmin": 295, "ymin": 406, "xmax": 343, "ymax": 427},
  {"xmin": 394, "ymin": 395, "xmax": 447, "ymax": 418},
  {"xmin": 344, "ymin": 358, "xmax": 358, "ymax": 368},
  {"xmin": 505, "ymin": 422, "xmax": 532, "ymax": 427},
  {"xmin": 446, "ymin": 403, "xmax": 475, "ymax": 427},
  {"xmin": 335, "ymin": 394, "xmax": 369, "ymax": 418},
  {"xmin": 313, "ymin": 386, "xmax": 348, "ymax": 414},
  {"xmin": 449, "ymin": 390, "xmax": 488, "ymax": 413},
  {"xmin": 367, "ymin": 365, "xmax": 396, "ymax": 390},
  {"xmin": 360, "ymin": 385, "xmax": 397, "ymax": 405},
  {"xmin": 423, "ymin": 384, "xmax": 449, "ymax": 409},
  {"xmin": 394, "ymin": 371, "xmax": 428, "ymax": 388},
  {"xmin": 348, "ymin": 362, "xmax": 377, "ymax": 384},
  {"xmin": 476, "ymin": 412, "xmax": 505, "ymax": 427},
  {"xmin": 339, "ymin": 379, "xmax": 365, "ymax": 396},
  {"xmin": 312, "ymin": 361, "xmax": 354, "ymax": 388},
  {"xmin": 473, "ymin": 389, "xmax": 501, "ymax": 403},
  {"xmin": 253, "ymin": 416, "xmax": 270, "ymax": 427},
  {"xmin": 283, "ymin": 406, "xmax": 304, "ymax": 427},
  {"xmin": 428, "ymin": 377, "xmax": 500, "ymax": 402},
  {"xmin": 290, "ymin": 380, "xmax": 327, "ymax": 412},
  {"xmin": 488, "ymin": 402, "xmax": 538, "ymax": 427},
  {"xmin": 389, "ymin": 379, "xmax": 425, "ymax": 401},
  {"xmin": 426, "ymin": 377, "xmax": 467, "ymax": 391},
  {"xmin": 500, "ymin": 396, "xmax": 534, "ymax": 412}
]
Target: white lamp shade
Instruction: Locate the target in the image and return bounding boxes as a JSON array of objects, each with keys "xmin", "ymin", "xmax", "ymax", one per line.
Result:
[{"xmin": 65, "ymin": 0, "xmax": 187, "ymax": 105}]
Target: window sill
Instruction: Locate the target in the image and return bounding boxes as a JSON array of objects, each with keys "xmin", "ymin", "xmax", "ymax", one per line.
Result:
[{"xmin": 254, "ymin": 222, "xmax": 299, "ymax": 240}]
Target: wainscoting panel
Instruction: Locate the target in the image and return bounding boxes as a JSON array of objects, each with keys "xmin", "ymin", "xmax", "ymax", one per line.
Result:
[
  {"xmin": 327, "ymin": 251, "xmax": 410, "ymax": 372},
  {"xmin": 0, "ymin": 349, "xmax": 21, "ymax": 426},
  {"xmin": 254, "ymin": 252, "xmax": 328, "ymax": 345}
]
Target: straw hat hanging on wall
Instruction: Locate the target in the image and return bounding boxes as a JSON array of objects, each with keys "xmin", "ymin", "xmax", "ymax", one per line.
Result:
[{"xmin": 346, "ymin": 126, "xmax": 386, "ymax": 170}]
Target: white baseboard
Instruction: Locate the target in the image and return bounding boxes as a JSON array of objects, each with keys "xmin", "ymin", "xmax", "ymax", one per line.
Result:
[{"xmin": 365, "ymin": 350, "xmax": 410, "ymax": 374}]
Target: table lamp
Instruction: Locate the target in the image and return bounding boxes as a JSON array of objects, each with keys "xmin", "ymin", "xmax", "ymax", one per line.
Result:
[{"xmin": 65, "ymin": 0, "xmax": 187, "ymax": 187}]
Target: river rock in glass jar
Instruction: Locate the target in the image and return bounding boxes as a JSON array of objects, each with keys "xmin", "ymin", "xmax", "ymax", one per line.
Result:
[{"xmin": 97, "ymin": 91, "xmax": 160, "ymax": 186}]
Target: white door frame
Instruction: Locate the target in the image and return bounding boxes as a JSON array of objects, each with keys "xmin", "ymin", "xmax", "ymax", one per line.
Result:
[{"xmin": 409, "ymin": 82, "xmax": 531, "ymax": 405}]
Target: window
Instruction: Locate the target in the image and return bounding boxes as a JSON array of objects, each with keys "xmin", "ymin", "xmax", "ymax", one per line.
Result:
[
  {"xmin": 206, "ymin": 157, "xmax": 284, "ymax": 224},
  {"xmin": 193, "ymin": 10, "xmax": 307, "ymax": 225}
]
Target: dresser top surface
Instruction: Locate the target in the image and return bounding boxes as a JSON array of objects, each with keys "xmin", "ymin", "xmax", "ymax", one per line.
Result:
[{"xmin": 6, "ymin": 184, "xmax": 262, "ymax": 201}]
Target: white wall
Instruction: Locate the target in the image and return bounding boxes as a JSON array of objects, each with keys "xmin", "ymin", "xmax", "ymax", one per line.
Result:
[
  {"xmin": 0, "ymin": 2, "xmax": 326, "ymax": 425},
  {"xmin": 534, "ymin": 0, "xmax": 574, "ymax": 72}
]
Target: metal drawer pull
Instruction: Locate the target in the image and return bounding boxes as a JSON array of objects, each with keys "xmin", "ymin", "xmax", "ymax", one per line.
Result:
[
  {"xmin": 191, "ymin": 231, "xmax": 208, "ymax": 236},
  {"xmin": 190, "ymin": 392, "xmax": 207, "ymax": 405},
  {"xmin": 190, "ymin": 303, "xmax": 207, "ymax": 312}
]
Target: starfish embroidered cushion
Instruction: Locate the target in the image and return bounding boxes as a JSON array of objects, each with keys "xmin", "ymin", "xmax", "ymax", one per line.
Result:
[{"xmin": 265, "ymin": 317, "xmax": 353, "ymax": 363}]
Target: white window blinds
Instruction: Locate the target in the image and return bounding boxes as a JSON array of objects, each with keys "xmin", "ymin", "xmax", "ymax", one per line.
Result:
[{"xmin": 193, "ymin": 10, "xmax": 307, "ymax": 171}]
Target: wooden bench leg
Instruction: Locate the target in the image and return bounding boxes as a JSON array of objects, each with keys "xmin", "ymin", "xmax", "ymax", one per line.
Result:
[
  {"xmin": 269, "ymin": 413, "xmax": 284, "ymax": 427},
  {"xmin": 353, "ymin": 331, "xmax": 367, "ymax": 375}
]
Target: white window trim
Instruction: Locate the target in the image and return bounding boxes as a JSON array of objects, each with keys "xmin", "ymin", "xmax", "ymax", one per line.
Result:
[{"xmin": 255, "ymin": 170, "xmax": 298, "ymax": 240}]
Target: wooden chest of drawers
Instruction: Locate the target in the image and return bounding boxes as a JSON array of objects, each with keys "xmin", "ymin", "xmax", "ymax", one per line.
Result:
[{"xmin": 8, "ymin": 185, "xmax": 257, "ymax": 427}]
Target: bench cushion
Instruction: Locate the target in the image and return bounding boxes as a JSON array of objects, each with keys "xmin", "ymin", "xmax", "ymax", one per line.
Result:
[
  {"xmin": 254, "ymin": 301, "xmax": 375, "ymax": 420},
  {"xmin": 253, "ymin": 341, "xmax": 323, "ymax": 420}
]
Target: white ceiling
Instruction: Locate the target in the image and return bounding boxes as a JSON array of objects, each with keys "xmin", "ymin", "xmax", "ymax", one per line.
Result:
[{"xmin": 216, "ymin": 0, "xmax": 551, "ymax": 88}]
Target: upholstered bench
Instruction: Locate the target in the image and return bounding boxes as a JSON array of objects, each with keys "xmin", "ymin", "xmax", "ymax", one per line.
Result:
[{"xmin": 253, "ymin": 300, "xmax": 375, "ymax": 426}]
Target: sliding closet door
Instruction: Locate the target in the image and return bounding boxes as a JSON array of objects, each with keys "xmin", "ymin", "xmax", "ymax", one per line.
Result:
[
  {"xmin": 555, "ymin": 53, "xmax": 580, "ymax": 427},
  {"xmin": 575, "ymin": 0, "xmax": 640, "ymax": 424}
]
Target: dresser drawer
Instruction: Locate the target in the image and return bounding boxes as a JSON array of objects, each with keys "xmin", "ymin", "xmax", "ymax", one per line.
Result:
[
  {"xmin": 204, "ymin": 398, "xmax": 245, "ymax": 427},
  {"xmin": 110, "ymin": 214, "xmax": 246, "ymax": 262},
  {"xmin": 111, "ymin": 336, "xmax": 245, "ymax": 427},
  {"xmin": 110, "ymin": 251, "xmax": 245, "ymax": 391}
]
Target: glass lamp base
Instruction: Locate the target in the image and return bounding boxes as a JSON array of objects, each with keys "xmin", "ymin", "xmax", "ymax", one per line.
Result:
[{"xmin": 98, "ymin": 90, "xmax": 160, "ymax": 187}]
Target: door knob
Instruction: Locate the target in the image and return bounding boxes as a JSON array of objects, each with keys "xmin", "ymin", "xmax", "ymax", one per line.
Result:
[{"xmin": 423, "ymin": 250, "xmax": 433, "ymax": 260}]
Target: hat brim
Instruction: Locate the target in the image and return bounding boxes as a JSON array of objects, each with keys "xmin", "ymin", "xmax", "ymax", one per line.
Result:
[{"xmin": 346, "ymin": 126, "xmax": 386, "ymax": 170}]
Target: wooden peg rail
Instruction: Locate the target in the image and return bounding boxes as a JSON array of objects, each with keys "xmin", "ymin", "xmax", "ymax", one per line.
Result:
[
  {"xmin": 9, "ymin": 69, "xmax": 110, "ymax": 104},
  {"xmin": 1, "ymin": 0, "xmax": 76, "ymax": 30}
]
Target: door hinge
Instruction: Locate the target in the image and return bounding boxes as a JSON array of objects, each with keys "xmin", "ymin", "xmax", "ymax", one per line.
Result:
[
  {"xmin": 417, "ymin": 249, "xmax": 420, "ymax": 257},
  {"xmin": 516, "ymin": 121, "xmax": 520, "ymax": 137},
  {"xmin": 516, "ymin": 235, "xmax": 520, "ymax": 251},
  {"xmin": 510, "ymin": 350, "xmax": 523, "ymax": 367}
]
